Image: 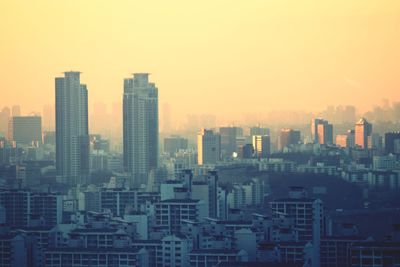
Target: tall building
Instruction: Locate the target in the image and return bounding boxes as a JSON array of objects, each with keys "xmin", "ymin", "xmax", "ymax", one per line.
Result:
[
  {"xmin": 385, "ymin": 132, "xmax": 400, "ymax": 155},
  {"xmin": 8, "ymin": 116, "xmax": 42, "ymax": 145},
  {"xmin": 311, "ymin": 119, "xmax": 333, "ymax": 145},
  {"xmin": 252, "ymin": 135, "xmax": 270, "ymax": 158},
  {"xmin": 197, "ymin": 129, "xmax": 221, "ymax": 165},
  {"xmin": 123, "ymin": 73, "xmax": 158, "ymax": 187},
  {"xmin": 355, "ymin": 118, "xmax": 372, "ymax": 149},
  {"xmin": 336, "ymin": 129, "xmax": 356, "ymax": 148},
  {"xmin": 278, "ymin": 128, "xmax": 301, "ymax": 151},
  {"xmin": 219, "ymin": 126, "xmax": 242, "ymax": 158},
  {"xmin": 250, "ymin": 126, "xmax": 270, "ymax": 137},
  {"xmin": 55, "ymin": 71, "xmax": 89, "ymax": 185}
]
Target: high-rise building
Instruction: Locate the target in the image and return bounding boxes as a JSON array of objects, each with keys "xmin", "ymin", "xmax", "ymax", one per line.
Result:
[
  {"xmin": 123, "ymin": 73, "xmax": 158, "ymax": 187},
  {"xmin": 337, "ymin": 129, "xmax": 356, "ymax": 148},
  {"xmin": 355, "ymin": 118, "xmax": 372, "ymax": 149},
  {"xmin": 197, "ymin": 129, "xmax": 221, "ymax": 165},
  {"xmin": 278, "ymin": 128, "xmax": 301, "ymax": 151},
  {"xmin": 219, "ymin": 126, "xmax": 243, "ymax": 158},
  {"xmin": 55, "ymin": 71, "xmax": 89, "ymax": 185},
  {"xmin": 8, "ymin": 116, "xmax": 42, "ymax": 145},
  {"xmin": 311, "ymin": 119, "xmax": 333, "ymax": 145},
  {"xmin": 252, "ymin": 135, "xmax": 270, "ymax": 158},
  {"xmin": 385, "ymin": 132, "xmax": 400, "ymax": 155}
]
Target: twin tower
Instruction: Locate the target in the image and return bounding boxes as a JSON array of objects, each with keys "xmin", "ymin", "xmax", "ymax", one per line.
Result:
[{"xmin": 55, "ymin": 72, "xmax": 158, "ymax": 186}]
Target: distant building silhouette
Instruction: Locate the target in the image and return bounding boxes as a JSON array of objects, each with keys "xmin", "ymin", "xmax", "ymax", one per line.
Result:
[
  {"xmin": 385, "ymin": 132, "xmax": 400, "ymax": 155},
  {"xmin": 355, "ymin": 118, "xmax": 372, "ymax": 149},
  {"xmin": 278, "ymin": 128, "xmax": 301, "ymax": 151},
  {"xmin": 123, "ymin": 73, "xmax": 158, "ymax": 187},
  {"xmin": 252, "ymin": 135, "xmax": 270, "ymax": 158},
  {"xmin": 164, "ymin": 136, "xmax": 188, "ymax": 156},
  {"xmin": 311, "ymin": 119, "xmax": 333, "ymax": 145},
  {"xmin": 55, "ymin": 71, "xmax": 89, "ymax": 185},
  {"xmin": 8, "ymin": 116, "xmax": 42, "ymax": 145},
  {"xmin": 219, "ymin": 126, "xmax": 242, "ymax": 158},
  {"xmin": 197, "ymin": 129, "xmax": 221, "ymax": 165}
]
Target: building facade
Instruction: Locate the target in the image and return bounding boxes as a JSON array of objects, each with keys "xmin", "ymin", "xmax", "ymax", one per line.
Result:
[
  {"xmin": 123, "ymin": 73, "xmax": 159, "ymax": 187},
  {"xmin": 55, "ymin": 71, "xmax": 89, "ymax": 185}
]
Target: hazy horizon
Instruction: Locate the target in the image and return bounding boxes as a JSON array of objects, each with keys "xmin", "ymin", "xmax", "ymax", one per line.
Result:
[{"xmin": 1, "ymin": 0, "xmax": 400, "ymax": 124}]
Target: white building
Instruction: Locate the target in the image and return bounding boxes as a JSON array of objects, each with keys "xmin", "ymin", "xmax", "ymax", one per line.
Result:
[{"xmin": 158, "ymin": 235, "xmax": 192, "ymax": 267}]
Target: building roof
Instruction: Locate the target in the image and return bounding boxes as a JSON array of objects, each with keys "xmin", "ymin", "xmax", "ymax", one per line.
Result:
[
  {"xmin": 45, "ymin": 247, "xmax": 142, "ymax": 253},
  {"xmin": 271, "ymin": 198, "xmax": 316, "ymax": 203},
  {"xmin": 160, "ymin": 199, "xmax": 200, "ymax": 203},
  {"xmin": 190, "ymin": 249, "xmax": 240, "ymax": 254}
]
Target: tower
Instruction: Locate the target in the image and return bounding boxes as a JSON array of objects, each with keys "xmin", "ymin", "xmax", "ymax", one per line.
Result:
[
  {"xmin": 123, "ymin": 73, "xmax": 158, "ymax": 187},
  {"xmin": 355, "ymin": 118, "xmax": 372, "ymax": 149},
  {"xmin": 55, "ymin": 71, "xmax": 89, "ymax": 185}
]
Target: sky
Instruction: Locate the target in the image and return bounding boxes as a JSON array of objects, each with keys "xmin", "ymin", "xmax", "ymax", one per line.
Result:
[{"xmin": 1, "ymin": 0, "xmax": 400, "ymax": 124}]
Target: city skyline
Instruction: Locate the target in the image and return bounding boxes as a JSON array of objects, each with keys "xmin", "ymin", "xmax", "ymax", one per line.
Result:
[
  {"xmin": 2, "ymin": 2, "xmax": 400, "ymax": 267},
  {"xmin": 1, "ymin": 1, "xmax": 400, "ymax": 124}
]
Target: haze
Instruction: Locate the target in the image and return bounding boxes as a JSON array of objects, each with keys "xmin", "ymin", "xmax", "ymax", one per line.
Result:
[{"xmin": 1, "ymin": 0, "xmax": 400, "ymax": 124}]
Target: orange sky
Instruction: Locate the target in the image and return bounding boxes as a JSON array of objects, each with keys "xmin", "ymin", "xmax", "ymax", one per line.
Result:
[{"xmin": 1, "ymin": 0, "xmax": 400, "ymax": 123}]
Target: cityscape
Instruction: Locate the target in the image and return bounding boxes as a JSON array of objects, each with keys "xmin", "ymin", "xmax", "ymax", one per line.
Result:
[{"xmin": 1, "ymin": 1, "xmax": 400, "ymax": 267}]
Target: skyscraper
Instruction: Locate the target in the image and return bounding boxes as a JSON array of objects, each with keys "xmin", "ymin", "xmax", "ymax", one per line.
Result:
[
  {"xmin": 252, "ymin": 135, "xmax": 270, "ymax": 158},
  {"xmin": 311, "ymin": 118, "xmax": 333, "ymax": 145},
  {"xmin": 219, "ymin": 126, "xmax": 242, "ymax": 158},
  {"xmin": 197, "ymin": 129, "xmax": 221, "ymax": 165},
  {"xmin": 355, "ymin": 118, "xmax": 372, "ymax": 149},
  {"xmin": 278, "ymin": 128, "xmax": 301, "ymax": 151},
  {"xmin": 123, "ymin": 73, "xmax": 158, "ymax": 187},
  {"xmin": 55, "ymin": 71, "xmax": 89, "ymax": 185}
]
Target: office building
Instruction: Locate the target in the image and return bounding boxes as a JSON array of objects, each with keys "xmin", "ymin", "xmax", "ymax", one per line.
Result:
[
  {"xmin": 252, "ymin": 135, "xmax": 270, "ymax": 158},
  {"xmin": 123, "ymin": 73, "xmax": 158, "ymax": 187},
  {"xmin": 336, "ymin": 130, "xmax": 355, "ymax": 148},
  {"xmin": 8, "ymin": 116, "xmax": 42, "ymax": 145},
  {"xmin": 219, "ymin": 126, "xmax": 242, "ymax": 158},
  {"xmin": 278, "ymin": 128, "xmax": 301, "ymax": 151},
  {"xmin": 0, "ymin": 189, "xmax": 62, "ymax": 227},
  {"xmin": 355, "ymin": 118, "xmax": 372, "ymax": 149},
  {"xmin": 30, "ymin": 192, "xmax": 63, "ymax": 226},
  {"xmin": 197, "ymin": 129, "xmax": 221, "ymax": 165},
  {"xmin": 385, "ymin": 132, "xmax": 400, "ymax": 155},
  {"xmin": 55, "ymin": 71, "xmax": 89, "ymax": 185},
  {"xmin": 0, "ymin": 189, "xmax": 30, "ymax": 227},
  {"xmin": 311, "ymin": 119, "xmax": 333, "ymax": 145}
]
